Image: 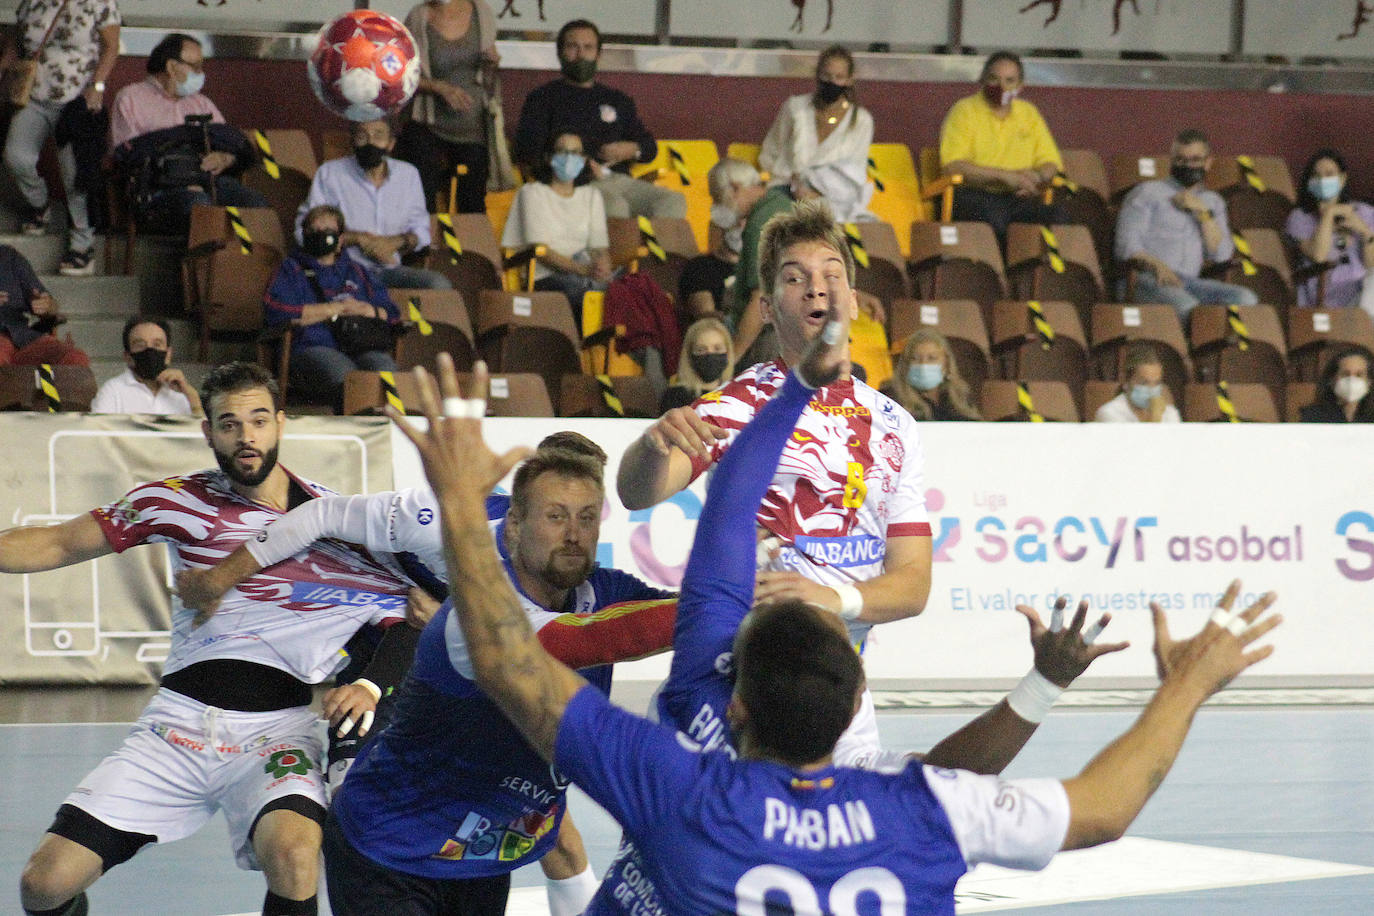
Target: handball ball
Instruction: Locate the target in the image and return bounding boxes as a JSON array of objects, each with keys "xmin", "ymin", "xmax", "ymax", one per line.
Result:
[{"xmin": 308, "ymin": 10, "xmax": 420, "ymax": 121}]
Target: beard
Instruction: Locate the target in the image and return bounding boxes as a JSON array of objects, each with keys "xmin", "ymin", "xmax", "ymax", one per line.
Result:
[
  {"xmin": 214, "ymin": 442, "xmax": 280, "ymax": 487},
  {"xmin": 541, "ymin": 549, "xmax": 595, "ymax": 590}
]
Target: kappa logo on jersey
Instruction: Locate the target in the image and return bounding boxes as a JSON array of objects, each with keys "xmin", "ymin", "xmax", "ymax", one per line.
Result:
[
  {"xmin": 288, "ymin": 582, "xmax": 407, "ymax": 612},
  {"xmin": 416, "ymin": 507, "xmax": 434, "ymax": 525},
  {"xmin": 792, "ymin": 534, "xmax": 886, "ymax": 568}
]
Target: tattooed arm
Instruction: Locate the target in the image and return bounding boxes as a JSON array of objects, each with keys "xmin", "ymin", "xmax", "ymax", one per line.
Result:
[{"xmin": 390, "ymin": 356, "xmax": 585, "ymax": 762}]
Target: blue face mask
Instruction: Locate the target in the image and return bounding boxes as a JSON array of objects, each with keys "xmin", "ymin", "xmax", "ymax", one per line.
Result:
[
  {"xmin": 550, "ymin": 151, "xmax": 586, "ymax": 183},
  {"xmin": 1128, "ymin": 384, "xmax": 1163, "ymax": 409},
  {"xmin": 176, "ymin": 70, "xmax": 205, "ymax": 98},
  {"xmin": 906, "ymin": 362, "xmax": 944, "ymax": 391},
  {"xmin": 1308, "ymin": 175, "xmax": 1343, "ymax": 202}
]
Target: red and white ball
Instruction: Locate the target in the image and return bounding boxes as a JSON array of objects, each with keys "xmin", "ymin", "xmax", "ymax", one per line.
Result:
[{"xmin": 308, "ymin": 10, "xmax": 420, "ymax": 121}]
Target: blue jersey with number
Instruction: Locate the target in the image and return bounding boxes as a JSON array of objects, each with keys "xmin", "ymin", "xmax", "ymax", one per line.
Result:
[
  {"xmin": 571, "ymin": 372, "xmax": 1069, "ymax": 913},
  {"xmin": 332, "ymin": 500, "xmax": 666, "ymax": 879}
]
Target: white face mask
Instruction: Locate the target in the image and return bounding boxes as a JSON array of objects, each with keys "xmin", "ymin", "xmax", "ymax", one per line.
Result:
[{"xmin": 1335, "ymin": 375, "xmax": 1370, "ymax": 405}]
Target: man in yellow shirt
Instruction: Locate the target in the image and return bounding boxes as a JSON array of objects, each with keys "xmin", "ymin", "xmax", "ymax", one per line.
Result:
[{"xmin": 939, "ymin": 51, "xmax": 1064, "ymax": 242}]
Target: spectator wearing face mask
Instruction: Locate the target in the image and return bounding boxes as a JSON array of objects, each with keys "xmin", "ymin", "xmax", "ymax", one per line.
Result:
[
  {"xmin": 109, "ymin": 32, "xmax": 266, "ymax": 234},
  {"xmin": 758, "ymin": 45, "xmax": 873, "ymax": 189},
  {"xmin": 939, "ymin": 50, "xmax": 1064, "ymax": 243},
  {"xmin": 501, "ymin": 131, "xmax": 610, "ymax": 321},
  {"xmin": 1300, "ymin": 346, "xmax": 1374, "ymax": 423},
  {"xmin": 91, "ymin": 316, "xmax": 202, "ymax": 415},
  {"xmin": 298, "ymin": 117, "xmax": 451, "ymax": 291},
  {"xmin": 513, "ymin": 18, "xmax": 684, "ymax": 220},
  {"xmin": 1286, "ymin": 148, "xmax": 1374, "ymax": 310},
  {"xmin": 1115, "ymin": 128, "xmax": 1256, "ymax": 318},
  {"xmin": 266, "ymin": 204, "xmax": 400, "ymax": 410},
  {"xmin": 660, "ymin": 317, "xmax": 734, "ymax": 412},
  {"xmin": 1095, "ymin": 342, "xmax": 1180, "ymax": 423},
  {"xmin": 880, "ymin": 328, "xmax": 980, "ymax": 421}
]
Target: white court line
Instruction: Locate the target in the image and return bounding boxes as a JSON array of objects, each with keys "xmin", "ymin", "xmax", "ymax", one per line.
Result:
[
  {"xmin": 494, "ymin": 838, "xmax": 1374, "ymax": 916},
  {"xmin": 873, "ymin": 687, "xmax": 1374, "ymax": 709}
]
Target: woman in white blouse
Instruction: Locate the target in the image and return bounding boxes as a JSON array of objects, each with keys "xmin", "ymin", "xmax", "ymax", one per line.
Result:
[{"xmin": 758, "ymin": 45, "xmax": 874, "ymax": 187}]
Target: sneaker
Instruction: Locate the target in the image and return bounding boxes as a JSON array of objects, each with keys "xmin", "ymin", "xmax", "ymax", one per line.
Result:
[
  {"xmin": 59, "ymin": 248, "xmax": 95, "ymax": 276},
  {"xmin": 20, "ymin": 205, "xmax": 49, "ymax": 236}
]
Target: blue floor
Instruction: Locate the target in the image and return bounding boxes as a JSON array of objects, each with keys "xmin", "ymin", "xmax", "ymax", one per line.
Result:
[{"xmin": 4, "ymin": 706, "xmax": 1373, "ymax": 914}]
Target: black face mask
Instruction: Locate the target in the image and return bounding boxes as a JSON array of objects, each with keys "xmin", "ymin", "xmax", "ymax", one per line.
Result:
[
  {"xmin": 354, "ymin": 143, "xmax": 387, "ymax": 170},
  {"xmin": 130, "ymin": 347, "xmax": 168, "ymax": 381},
  {"xmin": 302, "ymin": 228, "xmax": 340, "ymax": 259},
  {"xmin": 816, "ymin": 79, "xmax": 847, "ymax": 105},
  {"xmin": 689, "ymin": 352, "xmax": 730, "ymax": 383},
  {"xmin": 560, "ymin": 58, "xmax": 597, "ymax": 84},
  {"xmin": 1171, "ymin": 163, "xmax": 1206, "ymax": 188}
]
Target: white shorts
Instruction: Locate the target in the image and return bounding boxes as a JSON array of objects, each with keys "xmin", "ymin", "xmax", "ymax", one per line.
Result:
[
  {"xmin": 832, "ymin": 688, "xmax": 881, "ymax": 768},
  {"xmin": 62, "ymin": 687, "xmax": 326, "ymax": 871}
]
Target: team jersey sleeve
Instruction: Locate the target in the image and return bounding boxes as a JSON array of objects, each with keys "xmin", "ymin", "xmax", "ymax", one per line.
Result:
[
  {"xmin": 554, "ymin": 684, "xmax": 703, "ymax": 838},
  {"xmin": 921, "ymin": 766, "xmax": 1070, "ymax": 871},
  {"xmin": 536, "ymin": 598, "xmax": 677, "ymax": 669},
  {"xmin": 243, "ymin": 488, "xmax": 442, "ymax": 572},
  {"xmin": 669, "ymin": 372, "xmax": 816, "ymax": 695},
  {"xmin": 91, "ymin": 478, "xmax": 209, "ymax": 552},
  {"xmin": 886, "ymin": 410, "xmax": 933, "ymax": 539},
  {"xmin": 684, "ymin": 377, "xmax": 756, "ymax": 480}
]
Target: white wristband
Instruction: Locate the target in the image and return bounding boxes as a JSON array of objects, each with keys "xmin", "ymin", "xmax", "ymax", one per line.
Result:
[
  {"xmin": 353, "ymin": 677, "xmax": 382, "ymax": 702},
  {"xmin": 1006, "ymin": 667, "xmax": 1064, "ymax": 724},
  {"xmin": 832, "ymin": 583, "xmax": 863, "ymax": 621}
]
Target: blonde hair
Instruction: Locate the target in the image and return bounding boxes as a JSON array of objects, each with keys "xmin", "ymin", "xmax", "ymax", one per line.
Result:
[
  {"xmin": 675, "ymin": 317, "xmax": 735, "ymax": 395},
  {"xmin": 888, "ymin": 329, "xmax": 979, "ymax": 421},
  {"xmin": 758, "ymin": 199, "xmax": 855, "ymax": 298}
]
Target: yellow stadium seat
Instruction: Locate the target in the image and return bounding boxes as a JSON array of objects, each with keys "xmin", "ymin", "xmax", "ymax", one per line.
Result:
[
  {"xmin": 726, "ymin": 142, "xmax": 762, "ymax": 170},
  {"xmin": 580, "ymin": 290, "xmax": 642, "ymax": 377},
  {"xmin": 631, "ymin": 139, "xmax": 720, "ymax": 251},
  {"xmin": 865, "ymin": 143, "xmax": 923, "ymax": 256}
]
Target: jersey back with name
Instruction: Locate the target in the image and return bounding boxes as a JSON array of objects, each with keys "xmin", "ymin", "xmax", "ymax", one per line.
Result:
[{"xmin": 92, "ymin": 469, "xmax": 409, "ymax": 683}]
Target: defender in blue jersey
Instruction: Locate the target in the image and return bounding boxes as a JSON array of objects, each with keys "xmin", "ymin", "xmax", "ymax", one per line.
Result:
[
  {"xmin": 176, "ymin": 433, "xmax": 675, "ymax": 916},
  {"xmin": 396, "ymin": 336, "xmax": 1281, "ymax": 913}
]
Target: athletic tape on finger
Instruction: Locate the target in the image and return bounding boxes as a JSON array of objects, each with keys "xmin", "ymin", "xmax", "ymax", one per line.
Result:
[
  {"xmin": 1049, "ymin": 603, "xmax": 1064, "ymax": 633},
  {"xmin": 441, "ymin": 396, "xmax": 485, "ymax": 419},
  {"xmin": 338, "ymin": 716, "xmax": 354, "ymax": 736},
  {"xmin": 1210, "ymin": 607, "xmax": 1243, "ymax": 633},
  {"xmin": 1081, "ymin": 619, "xmax": 1105, "ymax": 645},
  {"xmin": 821, "ymin": 320, "xmax": 844, "ymax": 345},
  {"xmin": 358, "ymin": 710, "xmax": 374, "ymax": 737},
  {"xmin": 1226, "ymin": 616, "xmax": 1247, "ymax": 637}
]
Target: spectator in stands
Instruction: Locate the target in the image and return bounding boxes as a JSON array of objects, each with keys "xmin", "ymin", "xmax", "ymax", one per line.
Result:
[
  {"xmin": 300, "ymin": 118, "xmax": 451, "ymax": 292},
  {"xmin": 91, "ymin": 316, "xmax": 202, "ymax": 415},
  {"xmin": 678, "ymin": 235, "xmax": 735, "ymax": 321},
  {"xmin": 395, "ymin": 0, "xmax": 500, "ymax": 213},
  {"xmin": 660, "ymin": 316, "xmax": 733, "ymax": 412},
  {"xmin": 758, "ymin": 45, "xmax": 873, "ymax": 189},
  {"xmin": 265, "ymin": 204, "xmax": 400, "ymax": 410},
  {"xmin": 1, "ymin": 0, "xmax": 119, "ymax": 276},
  {"xmin": 110, "ymin": 33, "xmax": 266, "ymax": 235},
  {"xmin": 1299, "ymin": 346, "xmax": 1374, "ymax": 423},
  {"xmin": 880, "ymin": 328, "xmax": 980, "ymax": 421},
  {"xmin": 0, "ymin": 243, "xmax": 86, "ymax": 366},
  {"xmin": 514, "ymin": 19, "xmax": 685, "ymax": 220},
  {"xmin": 1095, "ymin": 342, "xmax": 1180, "ymax": 423},
  {"xmin": 939, "ymin": 51, "xmax": 1063, "ymax": 243},
  {"xmin": 1115, "ymin": 128, "xmax": 1257, "ymax": 319},
  {"xmin": 501, "ymin": 131, "xmax": 610, "ymax": 320},
  {"xmin": 1286, "ymin": 148, "xmax": 1374, "ymax": 309}
]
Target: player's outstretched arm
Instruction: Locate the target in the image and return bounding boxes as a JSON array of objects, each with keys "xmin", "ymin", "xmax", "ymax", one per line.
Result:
[
  {"xmin": 0, "ymin": 513, "xmax": 111, "ymax": 573},
  {"xmin": 1060, "ymin": 581, "xmax": 1280, "ymax": 850},
  {"xmin": 925, "ymin": 597, "xmax": 1128, "ymax": 775},
  {"xmin": 388, "ymin": 356, "xmax": 585, "ymax": 761}
]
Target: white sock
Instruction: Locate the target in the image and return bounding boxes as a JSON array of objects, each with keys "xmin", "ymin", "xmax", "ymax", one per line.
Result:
[{"xmin": 546, "ymin": 864, "xmax": 598, "ymax": 916}]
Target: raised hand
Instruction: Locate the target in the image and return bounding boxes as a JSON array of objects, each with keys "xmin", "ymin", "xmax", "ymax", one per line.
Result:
[
  {"xmin": 1015, "ymin": 596, "xmax": 1129, "ymax": 688},
  {"xmin": 796, "ymin": 296, "xmax": 845, "ymax": 389},
  {"xmin": 1150, "ymin": 579, "xmax": 1280, "ymax": 698}
]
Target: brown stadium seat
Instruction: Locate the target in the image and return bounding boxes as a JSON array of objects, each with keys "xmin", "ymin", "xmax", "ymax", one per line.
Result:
[
  {"xmin": 1208, "ymin": 154, "xmax": 1296, "ymax": 233},
  {"xmin": 1284, "ymin": 382, "xmax": 1318, "ymax": 422},
  {"xmin": 979, "ymin": 380, "xmax": 1079, "ymax": 422},
  {"xmin": 559, "ymin": 374, "xmax": 660, "ymax": 418},
  {"xmin": 1182, "ymin": 381, "xmax": 1279, "ymax": 423},
  {"xmin": 1286, "ymin": 307, "xmax": 1374, "ymax": 381},
  {"xmin": 0, "ymin": 366, "xmax": 97, "ymax": 412},
  {"xmin": 989, "ymin": 300, "xmax": 1089, "ymax": 411},
  {"xmin": 1109, "ymin": 154, "xmax": 1170, "ymax": 204},
  {"xmin": 342, "ymin": 370, "xmax": 553, "ymax": 417},
  {"xmin": 1053, "ymin": 149, "xmax": 1114, "ymax": 269},
  {"xmin": 843, "ymin": 220, "xmax": 909, "ymax": 307},
  {"xmin": 475, "ymin": 290, "xmax": 581, "ymax": 414},
  {"xmin": 887, "ymin": 298, "xmax": 991, "ymax": 402},
  {"xmin": 1004, "ymin": 223, "xmax": 1104, "ymax": 329},
  {"xmin": 391, "ymin": 288, "xmax": 477, "ymax": 373},
  {"xmin": 1089, "ymin": 303, "xmax": 1192, "ymax": 405},
  {"xmin": 425, "ymin": 213, "xmax": 503, "ymax": 320},
  {"xmin": 907, "ymin": 221, "xmax": 1007, "ymax": 308},
  {"xmin": 1082, "ymin": 379, "xmax": 1124, "ymax": 421},
  {"xmin": 1189, "ymin": 303, "xmax": 1287, "ymax": 412}
]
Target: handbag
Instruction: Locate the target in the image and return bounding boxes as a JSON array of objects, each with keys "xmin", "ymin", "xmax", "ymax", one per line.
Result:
[
  {"xmin": 304, "ymin": 266, "xmax": 397, "ymax": 358},
  {"xmin": 484, "ymin": 69, "xmax": 517, "ymax": 192},
  {"xmin": 6, "ymin": 0, "xmax": 72, "ymax": 108}
]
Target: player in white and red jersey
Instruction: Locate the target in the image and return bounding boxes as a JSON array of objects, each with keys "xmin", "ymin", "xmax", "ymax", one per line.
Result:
[
  {"xmin": 618, "ymin": 200, "xmax": 932, "ymax": 764},
  {"xmin": 9, "ymin": 362, "xmax": 411, "ymax": 916}
]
